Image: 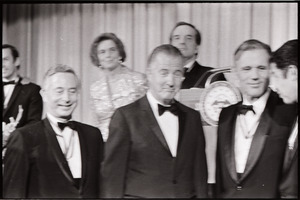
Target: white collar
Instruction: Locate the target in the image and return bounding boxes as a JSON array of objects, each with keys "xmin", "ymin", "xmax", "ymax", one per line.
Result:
[
  {"xmin": 184, "ymin": 60, "xmax": 196, "ymax": 72},
  {"xmin": 242, "ymin": 88, "xmax": 271, "ymax": 116},
  {"xmin": 47, "ymin": 113, "xmax": 73, "ymax": 135},
  {"xmin": 3, "ymin": 76, "xmax": 19, "ymax": 83},
  {"xmin": 147, "ymin": 91, "xmax": 173, "ymax": 116}
]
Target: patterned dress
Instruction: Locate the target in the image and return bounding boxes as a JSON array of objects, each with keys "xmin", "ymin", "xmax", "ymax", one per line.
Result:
[{"xmin": 90, "ymin": 66, "xmax": 148, "ymax": 141}]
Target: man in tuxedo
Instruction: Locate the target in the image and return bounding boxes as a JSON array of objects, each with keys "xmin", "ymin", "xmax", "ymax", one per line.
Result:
[
  {"xmin": 101, "ymin": 44, "xmax": 208, "ymax": 198},
  {"xmin": 270, "ymin": 39, "xmax": 298, "ymax": 198},
  {"xmin": 216, "ymin": 40, "xmax": 296, "ymax": 198},
  {"xmin": 3, "ymin": 64, "xmax": 104, "ymax": 198},
  {"xmin": 2, "ymin": 44, "xmax": 43, "ymax": 147},
  {"xmin": 216, "ymin": 39, "xmax": 297, "ymax": 198},
  {"xmin": 169, "ymin": 21, "xmax": 226, "ymax": 89}
]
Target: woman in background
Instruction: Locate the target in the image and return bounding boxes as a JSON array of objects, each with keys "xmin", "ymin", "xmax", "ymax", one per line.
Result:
[{"xmin": 90, "ymin": 33, "xmax": 147, "ymax": 141}]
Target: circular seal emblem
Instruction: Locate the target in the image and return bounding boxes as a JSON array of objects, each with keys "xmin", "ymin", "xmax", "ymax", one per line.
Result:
[{"xmin": 199, "ymin": 81, "xmax": 241, "ymax": 126}]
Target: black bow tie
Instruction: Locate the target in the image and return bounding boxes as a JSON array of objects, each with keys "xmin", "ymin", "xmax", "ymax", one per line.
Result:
[
  {"xmin": 58, "ymin": 121, "xmax": 76, "ymax": 131},
  {"xmin": 3, "ymin": 80, "xmax": 15, "ymax": 86},
  {"xmin": 238, "ymin": 104, "xmax": 256, "ymax": 115},
  {"xmin": 158, "ymin": 103, "xmax": 178, "ymax": 116}
]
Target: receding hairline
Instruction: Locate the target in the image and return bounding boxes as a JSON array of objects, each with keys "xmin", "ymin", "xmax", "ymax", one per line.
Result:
[
  {"xmin": 234, "ymin": 40, "xmax": 271, "ymax": 62},
  {"xmin": 147, "ymin": 50, "xmax": 183, "ymax": 71},
  {"xmin": 42, "ymin": 70, "xmax": 80, "ymax": 90},
  {"xmin": 235, "ymin": 48, "xmax": 271, "ymax": 62}
]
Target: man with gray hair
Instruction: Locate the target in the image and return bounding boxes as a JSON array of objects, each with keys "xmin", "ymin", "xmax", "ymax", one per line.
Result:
[
  {"xmin": 101, "ymin": 44, "xmax": 208, "ymax": 198},
  {"xmin": 3, "ymin": 64, "xmax": 104, "ymax": 198},
  {"xmin": 216, "ymin": 39, "xmax": 297, "ymax": 198}
]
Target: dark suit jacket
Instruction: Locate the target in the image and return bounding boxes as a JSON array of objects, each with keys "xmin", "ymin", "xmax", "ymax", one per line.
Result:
[
  {"xmin": 2, "ymin": 77, "xmax": 43, "ymax": 128},
  {"xmin": 3, "ymin": 118, "xmax": 104, "ymax": 198},
  {"xmin": 181, "ymin": 61, "xmax": 226, "ymax": 89},
  {"xmin": 101, "ymin": 96, "xmax": 208, "ymax": 198},
  {"xmin": 216, "ymin": 91, "xmax": 297, "ymax": 198},
  {"xmin": 280, "ymin": 127, "xmax": 298, "ymax": 198}
]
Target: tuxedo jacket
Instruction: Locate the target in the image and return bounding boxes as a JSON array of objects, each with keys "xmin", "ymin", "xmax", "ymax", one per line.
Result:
[
  {"xmin": 216, "ymin": 91, "xmax": 297, "ymax": 198},
  {"xmin": 2, "ymin": 77, "xmax": 43, "ymax": 128},
  {"xmin": 101, "ymin": 96, "xmax": 208, "ymax": 198},
  {"xmin": 3, "ymin": 118, "xmax": 104, "ymax": 198},
  {"xmin": 279, "ymin": 127, "xmax": 298, "ymax": 198},
  {"xmin": 181, "ymin": 61, "xmax": 226, "ymax": 89}
]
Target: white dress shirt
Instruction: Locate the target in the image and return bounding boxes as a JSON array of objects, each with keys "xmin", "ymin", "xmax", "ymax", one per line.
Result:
[
  {"xmin": 3, "ymin": 77, "xmax": 19, "ymax": 109},
  {"xmin": 234, "ymin": 89, "xmax": 271, "ymax": 173},
  {"xmin": 147, "ymin": 91, "xmax": 179, "ymax": 157},
  {"xmin": 47, "ymin": 113, "xmax": 82, "ymax": 178}
]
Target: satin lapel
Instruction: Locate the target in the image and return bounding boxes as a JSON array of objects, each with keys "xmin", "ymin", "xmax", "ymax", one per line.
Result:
[
  {"xmin": 172, "ymin": 102, "xmax": 186, "ymax": 181},
  {"xmin": 289, "ymin": 121, "xmax": 298, "ymax": 162},
  {"xmin": 240, "ymin": 104, "xmax": 271, "ymax": 182},
  {"xmin": 3, "ymin": 79, "xmax": 23, "ymax": 117},
  {"xmin": 43, "ymin": 118, "xmax": 75, "ymax": 184},
  {"xmin": 175, "ymin": 101, "xmax": 186, "ymax": 154},
  {"xmin": 140, "ymin": 96, "xmax": 171, "ymax": 154},
  {"xmin": 75, "ymin": 123, "xmax": 87, "ymax": 191},
  {"xmin": 284, "ymin": 134, "xmax": 298, "ymax": 172},
  {"xmin": 224, "ymin": 105, "xmax": 239, "ymax": 183},
  {"xmin": 290, "ymin": 135, "xmax": 298, "ymax": 161}
]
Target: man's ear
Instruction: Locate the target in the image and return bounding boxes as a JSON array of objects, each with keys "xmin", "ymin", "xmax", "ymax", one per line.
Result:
[
  {"xmin": 40, "ymin": 89, "xmax": 47, "ymax": 103},
  {"xmin": 14, "ymin": 57, "xmax": 20, "ymax": 68},
  {"xmin": 194, "ymin": 45, "xmax": 199, "ymax": 56},
  {"xmin": 287, "ymin": 65, "xmax": 298, "ymax": 81}
]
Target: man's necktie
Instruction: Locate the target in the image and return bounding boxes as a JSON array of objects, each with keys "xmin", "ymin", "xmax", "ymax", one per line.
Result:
[
  {"xmin": 3, "ymin": 81, "xmax": 15, "ymax": 86},
  {"xmin": 58, "ymin": 121, "xmax": 76, "ymax": 131},
  {"xmin": 158, "ymin": 104, "xmax": 178, "ymax": 116},
  {"xmin": 237, "ymin": 104, "xmax": 255, "ymax": 115}
]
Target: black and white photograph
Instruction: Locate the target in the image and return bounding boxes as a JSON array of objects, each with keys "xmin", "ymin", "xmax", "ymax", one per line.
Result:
[{"xmin": 2, "ymin": 2, "xmax": 298, "ymax": 198}]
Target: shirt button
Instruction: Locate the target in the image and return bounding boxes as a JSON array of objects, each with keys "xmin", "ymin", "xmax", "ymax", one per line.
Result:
[{"xmin": 236, "ymin": 186, "xmax": 242, "ymax": 191}]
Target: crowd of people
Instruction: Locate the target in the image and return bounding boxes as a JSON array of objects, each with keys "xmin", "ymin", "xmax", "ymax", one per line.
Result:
[{"xmin": 2, "ymin": 21, "xmax": 298, "ymax": 198}]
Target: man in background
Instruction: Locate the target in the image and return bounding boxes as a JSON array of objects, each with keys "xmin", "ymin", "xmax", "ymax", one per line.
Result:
[
  {"xmin": 169, "ymin": 21, "xmax": 225, "ymax": 89},
  {"xmin": 101, "ymin": 44, "xmax": 208, "ymax": 198},
  {"xmin": 270, "ymin": 39, "xmax": 298, "ymax": 198},
  {"xmin": 216, "ymin": 39, "xmax": 297, "ymax": 198},
  {"xmin": 170, "ymin": 21, "xmax": 226, "ymax": 198},
  {"xmin": 3, "ymin": 64, "xmax": 104, "ymax": 198},
  {"xmin": 2, "ymin": 44, "xmax": 43, "ymax": 147}
]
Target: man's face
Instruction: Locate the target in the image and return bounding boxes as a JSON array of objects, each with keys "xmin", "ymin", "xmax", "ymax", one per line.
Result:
[
  {"xmin": 2, "ymin": 48, "xmax": 19, "ymax": 80},
  {"xmin": 148, "ymin": 53, "xmax": 184, "ymax": 105},
  {"xmin": 170, "ymin": 25, "xmax": 198, "ymax": 60},
  {"xmin": 42, "ymin": 72, "xmax": 78, "ymax": 120},
  {"xmin": 270, "ymin": 63, "xmax": 298, "ymax": 104},
  {"xmin": 235, "ymin": 49, "xmax": 270, "ymax": 102}
]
